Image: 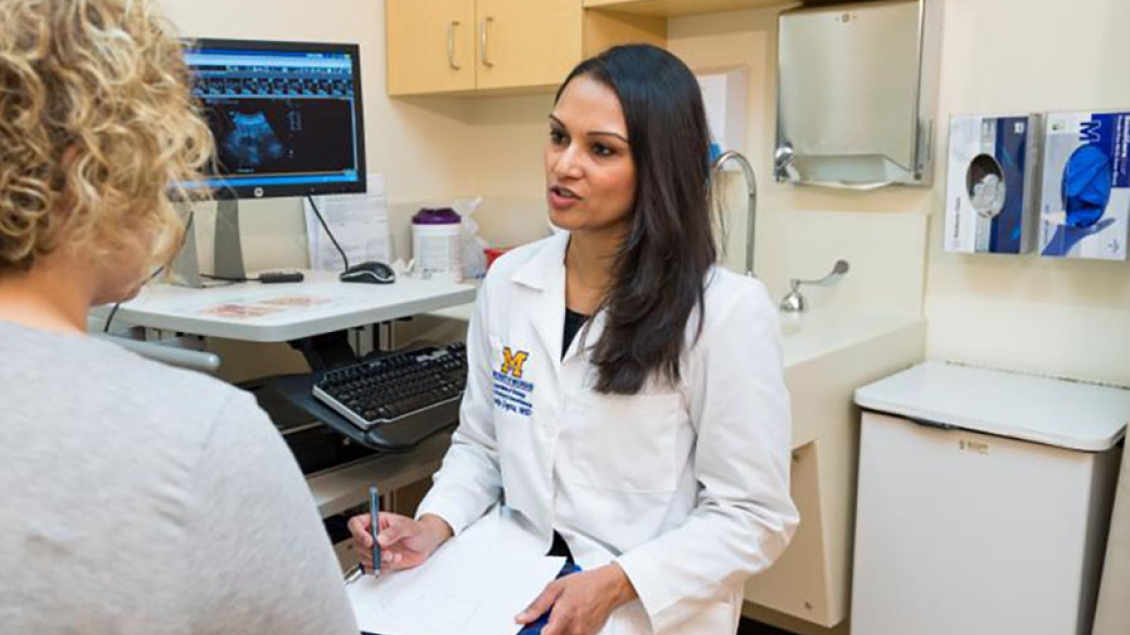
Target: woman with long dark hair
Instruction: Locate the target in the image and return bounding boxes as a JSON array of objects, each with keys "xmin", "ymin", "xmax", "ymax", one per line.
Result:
[{"xmin": 350, "ymin": 44, "xmax": 797, "ymax": 635}]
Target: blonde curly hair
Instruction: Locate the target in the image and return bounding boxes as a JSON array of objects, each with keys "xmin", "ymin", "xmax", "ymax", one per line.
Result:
[{"xmin": 0, "ymin": 0, "xmax": 213, "ymax": 275}]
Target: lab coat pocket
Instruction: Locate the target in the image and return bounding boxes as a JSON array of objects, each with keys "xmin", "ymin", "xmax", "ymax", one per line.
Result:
[
  {"xmin": 487, "ymin": 334, "xmax": 542, "ymax": 515},
  {"xmin": 560, "ymin": 390, "xmax": 681, "ymax": 493},
  {"xmin": 488, "ymin": 334, "xmax": 536, "ymax": 421}
]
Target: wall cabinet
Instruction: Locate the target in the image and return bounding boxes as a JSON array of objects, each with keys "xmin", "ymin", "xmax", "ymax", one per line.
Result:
[
  {"xmin": 386, "ymin": 0, "xmax": 478, "ymax": 95},
  {"xmin": 386, "ymin": 0, "xmax": 664, "ymax": 96},
  {"xmin": 585, "ymin": 0, "xmax": 789, "ymax": 17},
  {"xmin": 475, "ymin": 0, "xmax": 583, "ymax": 91}
]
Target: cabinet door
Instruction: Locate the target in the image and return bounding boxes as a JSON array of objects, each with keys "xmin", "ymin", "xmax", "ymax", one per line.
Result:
[
  {"xmin": 387, "ymin": 0, "xmax": 476, "ymax": 96},
  {"xmin": 475, "ymin": 0, "xmax": 582, "ymax": 91},
  {"xmin": 743, "ymin": 441, "xmax": 836, "ymax": 627}
]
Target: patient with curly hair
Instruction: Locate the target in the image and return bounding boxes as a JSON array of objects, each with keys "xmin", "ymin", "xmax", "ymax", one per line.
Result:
[{"xmin": 0, "ymin": 1, "xmax": 357, "ymax": 632}]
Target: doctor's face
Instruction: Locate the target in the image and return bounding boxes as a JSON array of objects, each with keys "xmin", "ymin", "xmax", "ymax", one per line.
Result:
[{"xmin": 545, "ymin": 75, "xmax": 637, "ymax": 238}]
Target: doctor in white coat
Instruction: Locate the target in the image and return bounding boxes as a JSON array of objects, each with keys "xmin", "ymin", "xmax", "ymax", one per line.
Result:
[{"xmin": 350, "ymin": 44, "xmax": 798, "ymax": 635}]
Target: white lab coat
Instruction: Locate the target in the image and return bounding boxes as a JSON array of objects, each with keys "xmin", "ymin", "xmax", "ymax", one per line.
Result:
[{"xmin": 417, "ymin": 231, "xmax": 798, "ymax": 635}]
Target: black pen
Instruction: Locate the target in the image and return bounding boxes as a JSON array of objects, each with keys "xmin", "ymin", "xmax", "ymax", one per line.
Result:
[{"xmin": 370, "ymin": 484, "xmax": 381, "ymax": 577}]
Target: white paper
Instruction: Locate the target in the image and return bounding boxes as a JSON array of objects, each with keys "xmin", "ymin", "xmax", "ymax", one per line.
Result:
[
  {"xmin": 346, "ymin": 507, "xmax": 565, "ymax": 635},
  {"xmin": 304, "ymin": 173, "xmax": 391, "ymax": 271}
]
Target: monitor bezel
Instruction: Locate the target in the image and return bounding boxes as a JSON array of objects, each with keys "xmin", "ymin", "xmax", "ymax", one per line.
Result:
[{"xmin": 184, "ymin": 37, "xmax": 367, "ymax": 200}]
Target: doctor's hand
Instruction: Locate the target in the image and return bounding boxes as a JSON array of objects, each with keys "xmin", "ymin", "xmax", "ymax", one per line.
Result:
[
  {"xmin": 515, "ymin": 563, "xmax": 638, "ymax": 635},
  {"xmin": 347, "ymin": 512, "xmax": 453, "ymax": 573}
]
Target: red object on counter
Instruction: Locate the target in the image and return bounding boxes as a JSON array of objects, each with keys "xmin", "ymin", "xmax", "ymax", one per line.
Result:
[{"xmin": 484, "ymin": 247, "xmax": 512, "ymax": 269}]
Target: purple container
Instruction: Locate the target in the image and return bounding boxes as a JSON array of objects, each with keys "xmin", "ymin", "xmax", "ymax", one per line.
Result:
[
  {"xmin": 412, "ymin": 207, "xmax": 463, "ymax": 280},
  {"xmin": 412, "ymin": 207, "xmax": 461, "ymax": 225}
]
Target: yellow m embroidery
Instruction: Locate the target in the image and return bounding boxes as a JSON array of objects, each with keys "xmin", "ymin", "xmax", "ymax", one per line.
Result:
[{"xmin": 500, "ymin": 347, "xmax": 530, "ymax": 379}]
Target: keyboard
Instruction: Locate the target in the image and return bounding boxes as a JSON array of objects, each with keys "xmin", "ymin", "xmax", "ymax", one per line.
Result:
[{"xmin": 312, "ymin": 342, "xmax": 467, "ymax": 434}]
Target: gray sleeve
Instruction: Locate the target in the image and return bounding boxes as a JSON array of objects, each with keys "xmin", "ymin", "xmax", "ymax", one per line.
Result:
[{"xmin": 184, "ymin": 391, "xmax": 358, "ymax": 635}]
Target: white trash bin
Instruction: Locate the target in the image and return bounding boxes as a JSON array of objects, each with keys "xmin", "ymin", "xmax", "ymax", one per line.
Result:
[{"xmin": 851, "ymin": 361, "xmax": 1129, "ymax": 635}]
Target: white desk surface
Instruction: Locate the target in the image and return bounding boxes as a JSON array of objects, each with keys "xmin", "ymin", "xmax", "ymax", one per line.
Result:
[{"xmin": 102, "ymin": 269, "xmax": 477, "ymax": 342}]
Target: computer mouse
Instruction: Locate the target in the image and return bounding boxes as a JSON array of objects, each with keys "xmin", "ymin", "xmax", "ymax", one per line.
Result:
[{"xmin": 339, "ymin": 261, "xmax": 396, "ymax": 284}]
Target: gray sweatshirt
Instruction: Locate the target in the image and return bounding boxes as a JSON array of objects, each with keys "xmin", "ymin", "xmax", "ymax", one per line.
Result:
[{"xmin": 0, "ymin": 321, "xmax": 357, "ymax": 635}]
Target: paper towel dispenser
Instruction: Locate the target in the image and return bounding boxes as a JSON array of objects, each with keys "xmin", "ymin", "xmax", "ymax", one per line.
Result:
[{"xmin": 775, "ymin": 0, "xmax": 942, "ymax": 189}]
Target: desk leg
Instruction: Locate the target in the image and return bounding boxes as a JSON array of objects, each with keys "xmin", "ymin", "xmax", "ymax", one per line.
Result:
[{"xmin": 290, "ymin": 331, "xmax": 358, "ymax": 371}]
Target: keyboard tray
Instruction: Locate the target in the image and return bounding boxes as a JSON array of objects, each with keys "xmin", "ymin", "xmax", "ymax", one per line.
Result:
[{"xmin": 266, "ymin": 373, "xmax": 459, "ymax": 452}]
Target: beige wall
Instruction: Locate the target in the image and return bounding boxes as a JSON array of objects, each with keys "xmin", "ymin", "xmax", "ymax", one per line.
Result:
[
  {"xmin": 160, "ymin": 0, "xmax": 487, "ymax": 380},
  {"xmin": 664, "ymin": 0, "xmax": 1130, "ymax": 387},
  {"xmin": 925, "ymin": 0, "xmax": 1130, "ymax": 386},
  {"xmin": 163, "ymin": 0, "xmax": 1130, "ymax": 387},
  {"xmin": 470, "ymin": 0, "xmax": 1130, "ymax": 385},
  {"xmin": 163, "ymin": 0, "xmax": 556, "ymax": 275},
  {"xmin": 162, "ymin": 0, "xmax": 481, "ymax": 271}
]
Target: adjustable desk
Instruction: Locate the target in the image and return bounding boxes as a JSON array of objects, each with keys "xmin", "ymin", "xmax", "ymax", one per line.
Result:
[
  {"xmin": 98, "ymin": 269, "xmax": 477, "ymax": 517},
  {"xmin": 110, "ymin": 268, "xmax": 475, "ymax": 345}
]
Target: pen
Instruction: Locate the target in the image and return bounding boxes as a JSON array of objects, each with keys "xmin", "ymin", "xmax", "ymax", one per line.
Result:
[{"xmin": 370, "ymin": 484, "xmax": 381, "ymax": 577}]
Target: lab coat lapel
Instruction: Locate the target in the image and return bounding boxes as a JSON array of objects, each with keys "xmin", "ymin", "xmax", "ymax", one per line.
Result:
[{"xmin": 510, "ymin": 232, "xmax": 569, "ymax": 369}]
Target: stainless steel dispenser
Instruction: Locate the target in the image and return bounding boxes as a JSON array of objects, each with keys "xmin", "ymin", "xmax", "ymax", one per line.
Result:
[{"xmin": 775, "ymin": 0, "xmax": 943, "ymax": 189}]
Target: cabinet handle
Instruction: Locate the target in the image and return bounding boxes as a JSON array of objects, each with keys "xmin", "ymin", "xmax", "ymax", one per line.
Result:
[
  {"xmin": 447, "ymin": 20, "xmax": 461, "ymax": 70},
  {"xmin": 480, "ymin": 16, "xmax": 494, "ymax": 68}
]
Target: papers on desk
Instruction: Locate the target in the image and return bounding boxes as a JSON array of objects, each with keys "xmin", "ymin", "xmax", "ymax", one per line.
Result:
[
  {"xmin": 304, "ymin": 173, "xmax": 392, "ymax": 271},
  {"xmin": 346, "ymin": 506, "xmax": 565, "ymax": 635},
  {"xmin": 198, "ymin": 295, "xmax": 335, "ymax": 320}
]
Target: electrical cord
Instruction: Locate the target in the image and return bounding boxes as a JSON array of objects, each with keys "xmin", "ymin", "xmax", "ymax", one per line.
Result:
[
  {"xmin": 102, "ymin": 262, "xmax": 169, "ymax": 333},
  {"xmin": 102, "ymin": 303, "xmax": 122, "ymax": 334},
  {"xmin": 103, "ymin": 209, "xmax": 195, "ymax": 334},
  {"xmin": 200, "ymin": 273, "xmax": 259, "ymax": 283},
  {"xmin": 307, "ymin": 195, "xmax": 350, "ymax": 272}
]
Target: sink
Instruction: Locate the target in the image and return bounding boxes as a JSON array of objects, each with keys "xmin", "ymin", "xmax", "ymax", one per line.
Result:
[{"xmin": 780, "ymin": 319, "xmax": 802, "ymax": 338}]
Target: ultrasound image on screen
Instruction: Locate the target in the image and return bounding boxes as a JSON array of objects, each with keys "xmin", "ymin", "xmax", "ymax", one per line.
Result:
[{"xmin": 203, "ymin": 98, "xmax": 354, "ymax": 177}]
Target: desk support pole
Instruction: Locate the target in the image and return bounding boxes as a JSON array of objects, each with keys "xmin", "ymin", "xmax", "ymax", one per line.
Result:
[
  {"xmin": 214, "ymin": 199, "xmax": 246, "ymax": 281},
  {"xmin": 290, "ymin": 331, "xmax": 358, "ymax": 371}
]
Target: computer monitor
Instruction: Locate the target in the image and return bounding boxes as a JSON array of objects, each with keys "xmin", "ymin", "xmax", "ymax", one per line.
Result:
[
  {"xmin": 185, "ymin": 38, "xmax": 366, "ymax": 198},
  {"xmin": 176, "ymin": 39, "xmax": 367, "ymax": 282}
]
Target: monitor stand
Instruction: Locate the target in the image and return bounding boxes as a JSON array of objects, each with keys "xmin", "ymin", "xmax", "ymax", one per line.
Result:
[
  {"xmin": 170, "ymin": 199, "xmax": 246, "ymax": 287},
  {"xmin": 213, "ymin": 199, "xmax": 247, "ymax": 281}
]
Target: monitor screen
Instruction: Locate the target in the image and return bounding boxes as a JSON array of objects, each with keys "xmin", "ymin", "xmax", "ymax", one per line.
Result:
[{"xmin": 183, "ymin": 39, "xmax": 366, "ymax": 199}]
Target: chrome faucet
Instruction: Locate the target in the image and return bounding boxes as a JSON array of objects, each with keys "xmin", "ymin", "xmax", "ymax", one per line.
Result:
[
  {"xmin": 710, "ymin": 150, "xmax": 758, "ymax": 277},
  {"xmin": 779, "ymin": 260, "xmax": 851, "ymax": 313}
]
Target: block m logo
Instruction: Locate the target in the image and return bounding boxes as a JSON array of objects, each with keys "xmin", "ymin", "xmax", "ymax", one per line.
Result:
[{"xmin": 500, "ymin": 347, "xmax": 530, "ymax": 379}]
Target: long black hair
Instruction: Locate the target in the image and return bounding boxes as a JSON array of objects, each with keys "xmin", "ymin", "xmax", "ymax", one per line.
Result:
[{"xmin": 556, "ymin": 44, "xmax": 716, "ymax": 395}]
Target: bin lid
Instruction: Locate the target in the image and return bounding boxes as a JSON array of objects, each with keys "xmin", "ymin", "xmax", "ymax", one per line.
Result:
[{"xmin": 854, "ymin": 360, "xmax": 1130, "ymax": 451}]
